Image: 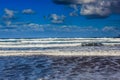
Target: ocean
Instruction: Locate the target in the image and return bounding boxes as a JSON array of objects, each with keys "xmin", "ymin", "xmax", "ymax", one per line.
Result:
[{"xmin": 0, "ymin": 38, "xmax": 120, "ymax": 80}]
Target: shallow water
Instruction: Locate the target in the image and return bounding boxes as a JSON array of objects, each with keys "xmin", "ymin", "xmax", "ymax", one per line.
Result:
[{"xmin": 0, "ymin": 56, "xmax": 120, "ymax": 80}]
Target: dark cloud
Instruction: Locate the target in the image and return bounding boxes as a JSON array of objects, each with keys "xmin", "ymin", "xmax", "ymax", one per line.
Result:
[
  {"xmin": 52, "ymin": 0, "xmax": 74, "ymax": 5},
  {"xmin": 111, "ymin": 1, "xmax": 120, "ymax": 14},
  {"xmin": 52, "ymin": 0, "xmax": 96, "ymax": 4},
  {"xmin": 52, "ymin": 0, "xmax": 120, "ymax": 18}
]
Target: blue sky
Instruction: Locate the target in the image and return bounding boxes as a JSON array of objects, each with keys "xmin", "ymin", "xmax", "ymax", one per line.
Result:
[{"xmin": 0, "ymin": 0, "xmax": 120, "ymax": 38}]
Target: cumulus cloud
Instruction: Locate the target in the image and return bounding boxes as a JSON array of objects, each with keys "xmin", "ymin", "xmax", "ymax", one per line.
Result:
[
  {"xmin": 4, "ymin": 8, "xmax": 14, "ymax": 17},
  {"xmin": 69, "ymin": 4, "xmax": 79, "ymax": 16},
  {"xmin": 52, "ymin": 0, "xmax": 120, "ymax": 18},
  {"xmin": 80, "ymin": 3, "xmax": 111, "ymax": 18},
  {"xmin": 2, "ymin": 8, "xmax": 17, "ymax": 26},
  {"xmin": 49, "ymin": 14, "xmax": 65, "ymax": 24},
  {"xmin": 22, "ymin": 9, "xmax": 35, "ymax": 14},
  {"xmin": 2, "ymin": 8, "xmax": 16, "ymax": 20}
]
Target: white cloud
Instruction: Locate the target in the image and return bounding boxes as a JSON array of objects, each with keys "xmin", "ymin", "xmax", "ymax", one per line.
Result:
[
  {"xmin": 22, "ymin": 9, "xmax": 35, "ymax": 14},
  {"xmin": 81, "ymin": 0, "xmax": 96, "ymax": 3},
  {"xmin": 69, "ymin": 4, "xmax": 79, "ymax": 16},
  {"xmin": 53, "ymin": 0, "xmax": 120, "ymax": 18},
  {"xmin": 0, "ymin": 21, "xmax": 99, "ymax": 33},
  {"xmin": 102, "ymin": 26, "xmax": 114, "ymax": 31},
  {"xmin": 102, "ymin": 26, "xmax": 120, "ymax": 31},
  {"xmin": 20, "ymin": 23, "xmax": 45, "ymax": 31},
  {"xmin": 3, "ymin": 8, "xmax": 16, "ymax": 19},
  {"xmin": 102, "ymin": 26, "xmax": 120, "ymax": 34},
  {"xmin": 4, "ymin": 8, "xmax": 14, "ymax": 18},
  {"xmin": 50, "ymin": 14, "xmax": 65, "ymax": 24},
  {"xmin": 80, "ymin": 4, "xmax": 111, "ymax": 17},
  {"xmin": 2, "ymin": 8, "xmax": 17, "ymax": 26}
]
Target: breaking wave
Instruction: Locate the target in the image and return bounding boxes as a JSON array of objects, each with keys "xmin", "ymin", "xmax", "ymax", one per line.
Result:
[
  {"xmin": 0, "ymin": 38, "xmax": 120, "ymax": 49},
  {"xmin": 0, "ymin": 38, "xmax": 120, "ymax": 80}
]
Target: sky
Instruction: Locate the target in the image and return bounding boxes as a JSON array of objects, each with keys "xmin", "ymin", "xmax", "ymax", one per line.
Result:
[{"xmin": 0, "ymin": 0, "xmax": 120, "ymax": 38}]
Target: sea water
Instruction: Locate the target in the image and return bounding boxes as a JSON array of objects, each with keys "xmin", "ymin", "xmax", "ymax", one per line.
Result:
[
  {"xmin": 0, "ymin": 38, "xmax": 120, "ymax": 80},
  {"xmin": 0, "ymin": 38, "xmax": 120, "ymax": 51}
]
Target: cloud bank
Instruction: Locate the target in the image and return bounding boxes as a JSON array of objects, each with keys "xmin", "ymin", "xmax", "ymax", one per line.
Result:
[
  {"xmin": 102, "ymin": 26, "xmax": 120, "ymax": 33},
  {"xmin": 52, "ymin": 0, "xmax": 120, "ymax": 18}
]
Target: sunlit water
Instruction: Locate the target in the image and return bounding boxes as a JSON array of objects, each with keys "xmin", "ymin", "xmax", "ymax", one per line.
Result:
[{"xmin": 0, "ymin": 38, "xmax": 120, "ymax": 80}]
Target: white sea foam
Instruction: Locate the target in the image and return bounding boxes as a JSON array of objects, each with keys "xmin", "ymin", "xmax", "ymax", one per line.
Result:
[
  {"xmin": 0, "ymin": 38, "xmax": 120, "ymax": 46},
  {"xmin": 0, "ymin": 38, "xmax": 120, "ymax": 56}
]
